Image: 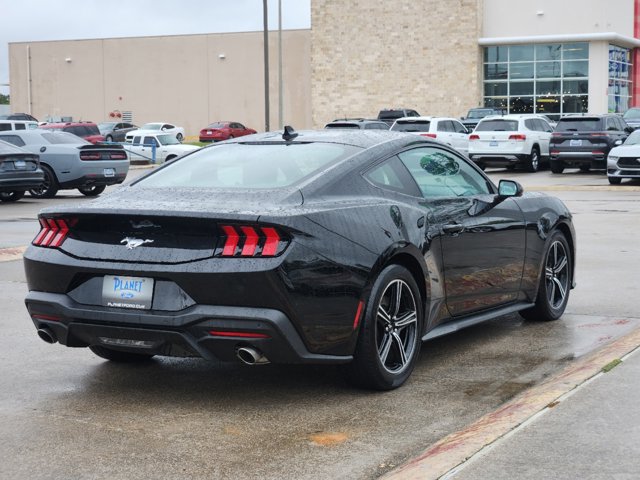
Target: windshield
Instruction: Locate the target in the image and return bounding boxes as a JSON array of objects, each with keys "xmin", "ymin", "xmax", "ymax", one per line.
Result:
[
  {"xmin": 623, "ymin": 130, "xmax": 640, "ymax": 145},
  {"xmin": 623, "ymin": 109, "xmax": 640, "ymax": 120},
  {"xmin": 468, "ymin": 109, "xmax": 494, "ymax": 119},
  {"xmin": 475, "ymin": 119, "xmax": 519, "ymax": 131},
  {"xmin": 40, "ymin": 132, "xmax": 90, "ymax": 144},
  {"xmin": 391, "ymin": 121, "xmax": 431, "ymax": 132},
  {"xmin": 555, "ymin": 118, "xmax": 602, "ymax": 131},
  {"xmin": 137, "ymin": 143, "xmax": 361, "ymax": 189},
  {"xmin": 157, "ymin": 134, "xmax": 180, "ymax": 145},
  {"xmin": 98, "ymin": 122, "xmax": 116, "ymax": 132},
  {"xmin": 141, "ymin": 123, "xmax": 162, "ymax": 130}
]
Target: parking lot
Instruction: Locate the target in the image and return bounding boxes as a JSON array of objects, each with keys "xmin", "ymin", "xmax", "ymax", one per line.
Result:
[{"xmin": 1, "ymin": 167, "xmax": 639, "ymax": 479}]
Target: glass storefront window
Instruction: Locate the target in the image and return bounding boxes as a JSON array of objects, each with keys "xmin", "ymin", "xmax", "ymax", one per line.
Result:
[
  {"xmin": 483, "ymin": 42, "xmax": 591, "ymax": 117},
  {"xmin": 608, "ymin": 45, "xmax": 633, "ymax": 113}
]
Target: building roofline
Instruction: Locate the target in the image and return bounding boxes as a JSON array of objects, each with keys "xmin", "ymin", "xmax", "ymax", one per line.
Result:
[{"xmin": 479, "ymin": 32, "xmax": 640, "ymax": 48}]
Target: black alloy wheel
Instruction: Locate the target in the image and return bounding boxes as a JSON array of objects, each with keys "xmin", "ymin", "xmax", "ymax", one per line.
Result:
[
  {"xmin": 521, "ymin": 230, "xmax": 571, "ymax": 321},
  {"xmin": 550, "ymin": 162, "xmax": 565, "ymax": 174},
  {"xmin": 526, "ymin": 147, "xmax": 540, "ymax": 172},
  {"xmin": 176, "ymin": 133, "xmax": 184, "ymax": 141},
  {"xmin": 0, "ymin": 191, "xmax": 26, "ymax": 202},
  {"xmin": 78, "ymin": 185, "xmax": 106, "ymax": 197},
  {"xmin": 347, "ymin": 264, "xmax": 422, "ymax": 390},
  {"xmin": 89, "ymin": 345, "xmax": 155, "ymax": 362},
  {"xmin": 28, "ymin": 165, "xmax": 59, "ymax": 198}
]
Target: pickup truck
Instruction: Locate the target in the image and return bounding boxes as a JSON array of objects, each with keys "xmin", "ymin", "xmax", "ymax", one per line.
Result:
[
  {"xmin": 460, "ymin": 107, "xmax": 507, "ymax": 130},
  {"xmin": 125, "ymin": 133, "xmax": 199, "ymax": 164}
]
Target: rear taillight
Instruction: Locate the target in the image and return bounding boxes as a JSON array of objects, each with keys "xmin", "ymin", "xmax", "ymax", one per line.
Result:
[
  {"xmin": 79, "ymin": 152, "xmax": 102, "ymax": 160},
  {"xmin": 420, "ymin": 133, "xmax": 437, "ymax": 138},
  {"xmin": 590, "ymin": 133, "xmax": 608, "ymax": 137},
  {"xmin": 592, "ymin": 151, "xmax": 605, "ymax": 155},
  {"xmin": 508, "ymin": 134, "xmax": 526, "ymax": 141},
  {"xmin": 109, "ymin": 152, "xmax": 127, "ymax": 160},
  {"xmin": 219, "ymin": 225, "xmax": 286, "ymax": 257},
  {"xmin": 209, "ymin": 330, "xmax": 270, "ymax": 339},
  {"xmin": 551, "ymin": 132, "xmax": 562, "ymax": 136},
  {"xmin": 32, "ymin": 217, "xmax": 76, "ymax": 248},
  {"xmin": 469, "ymin": 134, "xmax": 480, "ymax": 141}
]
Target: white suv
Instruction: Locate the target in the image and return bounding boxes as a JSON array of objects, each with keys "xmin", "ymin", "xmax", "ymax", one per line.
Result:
[
  {"xmin": 468, "ymin": 114, "xmax": 554, "ymax": 172},
  {"xmin": 390, "ymin": 116, "xmax": 470, "ymax": 156}
]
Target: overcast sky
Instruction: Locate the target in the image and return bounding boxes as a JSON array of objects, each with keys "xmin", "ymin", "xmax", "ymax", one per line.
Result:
[{"xmin": 0, "ymin": 0, "xmax": 311, "ymax": 96}]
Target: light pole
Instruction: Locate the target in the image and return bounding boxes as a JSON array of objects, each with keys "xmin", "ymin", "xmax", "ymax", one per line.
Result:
[
  {"xmin": 278, "ymin": 0, "xmax": 283, "ymax": 129},
  {"xmin": 263, "ymin": 0, "xmax": 270, "ymax": 131}
]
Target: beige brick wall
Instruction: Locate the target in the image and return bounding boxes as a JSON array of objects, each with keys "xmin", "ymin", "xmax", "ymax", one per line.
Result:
[{"xmin": 311, "ymin": 0, "xmax": 484, "ymax": 127}]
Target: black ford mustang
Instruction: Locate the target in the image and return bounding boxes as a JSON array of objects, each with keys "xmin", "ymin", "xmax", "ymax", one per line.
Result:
[{"xmin": 24, "ymin": 129, "xmax": 576, "ymax": 390}]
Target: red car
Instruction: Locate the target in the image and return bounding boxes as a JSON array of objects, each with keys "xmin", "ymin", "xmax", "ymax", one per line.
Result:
[
  {"xmin": 40, "ymin": 122, "xmax": 105, "ymax": 144},
  {"xmin": 199, "ymin": 122, "xmax": 256, "ymax": 142}
]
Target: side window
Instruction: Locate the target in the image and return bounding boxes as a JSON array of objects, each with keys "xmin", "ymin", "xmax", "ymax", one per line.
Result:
[
  {"xmin": 364, "ymin": 156, "xmax": 421, "ymax": 197},
  {"xmin": 0, "ymin": 135, "xmax": 26, "ymax": 147},
  {"xmin": 616, "ymin": 117, "xmax": 626, "ymax": 131},
  {"xmin": 0, "ymin": 124, "xmax": 11, "ymax": 131},
  {"xmin": 452, "ymin": 120, "xmax": 467, "ymax": 133},
  {"xmin": 437, "ymin": 121, "xmax": 451, "ymax": 132},
  {"xmin": 132, "ymin": 136, "xmax": 142, "ymax": 145},
  {"xmin": 15, "ymin": 123, "xmax": 26, "ymax": 131},
  {"xmin": 165, "ymin": 124, "xmax": 175, "ymax": 130},
  {"xmin": 605, "ymin": 118, "xmax": 617, "ymax": 131},
  {"xmin": 524, "ymin": 119, "xmax": 537, "ymax": 130},
  {"xmin": 398, "ymin": 147, "xmax": 492, "ymax": 198},
  {"xmin": 143, "ymin": 136, "xmax": 158, "ymax": 147}
]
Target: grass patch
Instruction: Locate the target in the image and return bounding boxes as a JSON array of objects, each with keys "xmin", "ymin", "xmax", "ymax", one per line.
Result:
[{"xmin": 602, "ymin": 358, "xmax": 622, "ymax": 373}]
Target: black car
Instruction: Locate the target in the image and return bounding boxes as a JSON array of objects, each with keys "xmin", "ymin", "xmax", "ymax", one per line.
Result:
[
  {"xmin": 549, "ymin": 115, "xmax": 633, "ymax": 173},
  {"xmin": 0, "ymin": 139, "xmax": 44, "ymax": 202},
  {"xmin": 622, "ymin": 107, "xmax": 640, "ymax": 130},
  {"xmin": 325, "ymin": 119, "xmax": 389, "ymax": 130},
  {"xmin": 23, "ymin": 129, "xmax": 575, "ymax": 390},
  {"xmin": 98, "ymin": 122, "xmax": 139, "ymax": 142}
]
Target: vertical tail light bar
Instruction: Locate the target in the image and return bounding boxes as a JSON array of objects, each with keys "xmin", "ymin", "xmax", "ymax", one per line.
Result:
[
  {"xmin": 220, "ymin": 225, "xmax": 286, "ymax": 257},
  {"xmin": 32, "ymin": 217, "xmax": 75, "ymax": 248}
]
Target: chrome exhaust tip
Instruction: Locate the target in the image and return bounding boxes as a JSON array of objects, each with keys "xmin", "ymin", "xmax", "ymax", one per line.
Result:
[
  {"xmin": 37, "ymin": 327, "xmax": 57, "ymax": 344},
  {"xmin": 236, "ymin": 346, "xmax": 270, "ymax": 365}
]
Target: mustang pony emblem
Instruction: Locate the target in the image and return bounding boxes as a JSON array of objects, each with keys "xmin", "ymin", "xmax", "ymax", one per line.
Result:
[{"xmin": 120, "ymin": 237, "xmax": 154, "ymax": 250}]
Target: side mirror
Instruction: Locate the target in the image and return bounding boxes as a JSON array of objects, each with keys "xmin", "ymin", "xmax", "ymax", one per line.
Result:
[
  {"xmin": 625, "ymin": 126, "xmax": 635, "ymax": 134},
  {"xmin": 498, "ymin": 179, "xmax": 523, "ymax": 198}
]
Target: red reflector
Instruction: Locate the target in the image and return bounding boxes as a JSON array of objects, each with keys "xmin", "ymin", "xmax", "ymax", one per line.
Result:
[
  {"xmin": 551, "ymin": 132, "xmax": 562, "ymax": 136},
  {"xmin": 590, "ymin": 133, "xmax": 608, "ymax": 137},
  {"xmin": 209, "ymin": 330, "xmax": 270, "ymax": 339},
  {"xmin": 49, "ymin": 219, "xmax": 69, "ymax": 247},
  {"xmin": 40, "ymin": 218, "xmax": 59, "ymax": 247},
  {"xmin": 32, "ymin": 314, "xmax": 62, "ymax": 322},
  {"xmin": 353, "ymin": 300, "xmax": 365, "ymax": 330},
  {"xmin": 550, "ymin": 150, "xmax": 560, "ymax": 155},
  {"xmin": 109, "ymin": 153, "xmax": 127, "ymax": 160},
  {"xmin": 469, "ymin": 134, "xmax": 479, "ymax": 141},
  {"xmin": 509, "ymin": 134, "xmax": 526, "ymax": 141},
  {"xmin": 592, "ymin": 151, "xmax": 605, "ymax": 155},
  {"xmin": 222, "ymin": 225, "xmax": 240, "ymax": 256},
  {"xmin": 240, "ymin": 226, "xmax": 259, "ymax": 256},
  {"xmin": 80, "ymin": 152, "xmax": 102, "ymax": 160},
  {"xmin": 261, "ymin": 227, "xmax": 280, "ymax": 256},
  {"xmin": 33, "ymin": 218, "xmax": 49, "ymax": 246},
  {"xmin": 420, "ymin": 133, "xmax": 437, "ymax": 138}
]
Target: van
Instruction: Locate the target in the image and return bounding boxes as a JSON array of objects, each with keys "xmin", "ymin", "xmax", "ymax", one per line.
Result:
[{"xmin": 0, "ymin": 120, "xmax": 39, "ymax": 132}]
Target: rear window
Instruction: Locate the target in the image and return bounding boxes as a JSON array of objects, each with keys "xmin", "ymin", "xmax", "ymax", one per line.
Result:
[
  {"xmin": 555, "ymin": 118, "xmax": 603, "ymax": 132},
  {"xmin": 85, "ymin": 124, "xmax": 100, "ymax": 135},
  {"xmin": 207, "ymin": 122, "xmax": 226, "ymax": 128},
  {"xmin": 475, "ymin": 120, "xmax": 519, "ymax": 131},
  {"xmin": 137, "ymin": 143, "xmax": 361, "ymax": 189},
  {"xmin": 391, "ymin": 120, "xmax": 431, "ymax": 132},
  {"xmin": 379, "ymin": 111, "xmax": 405, "ymax": 120}
]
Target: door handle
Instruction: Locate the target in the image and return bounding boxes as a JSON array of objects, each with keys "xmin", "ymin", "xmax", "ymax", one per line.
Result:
[{"xmin": 442, "ymin": 223, "xmax": 465, "ymax": 235}]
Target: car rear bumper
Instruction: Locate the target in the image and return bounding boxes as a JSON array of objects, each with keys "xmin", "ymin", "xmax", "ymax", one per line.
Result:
[
  {"xmin": 59, "ymin": 172, "xmax": 127, "ymax": 189},
  {"xmin": 0, "ymin": 172, "xmax": 45, "ymax": 192},
  {"xmin": 549, "ymin": 151, "xmax": 608, "ymax": 168},
  {"xmin": 469, "ymin": 153, "xmax": 529, "ymax": 166},
  {"xmin": 25, "ymin": 290, "xmax": 353, "ymax": 365}
]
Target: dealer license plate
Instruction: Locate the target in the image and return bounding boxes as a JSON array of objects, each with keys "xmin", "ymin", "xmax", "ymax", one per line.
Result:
[
  {"xmin": 489, "ymin": 141, "xmax": 498, "ymax": 147},
  {"xmin": 102, "ymin": 275, "xmax": 154, "ymax": 310},
  {"xmin": 570, "ymin": 139, "xmax": 582, "ymax": 147},
  {"xmin": 14, "ymin": 160, "xmax": 26, "ymax": 169},
  {"xmin": 206, "ymin": 130, "xmax": 212, "ymax": 134},
  {"xmin": 103, "ymin": 168, "xmax": 115, "ymax": 177}
]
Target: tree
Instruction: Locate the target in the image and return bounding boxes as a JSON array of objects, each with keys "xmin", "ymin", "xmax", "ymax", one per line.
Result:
[{"xmin": 0, "ymin": 94, "xmax": 9, "ymax": 105}]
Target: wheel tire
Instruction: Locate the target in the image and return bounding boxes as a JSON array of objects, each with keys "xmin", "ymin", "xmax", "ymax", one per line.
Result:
[
  {"xmin": 608, "ymin": 177, "xmax": 622, "ymax": 185},
  {"xmin": 526, "ymin": 147, "xmax": 540, "ymax": 172},
  {"xmin": 550, "ymin": 162, "xmax": 565, "ymax": 174},
  {"xmin": 505, "ymin": 165, "xmax": 516, "ymax": 170},
  {"xmin": 105, "ymin": 135, "xmax": 113, "ymax": 142},
  {"xmin": 176, "ymin": 133, "xmax": 183, "ymax": 141},
  {"xmin": 346, "ymin": 264, "xmax": 423, "ymax": 390},
  {"xmin": 89, "ymin": 345, "xmax": 155, "ymax": 363},
  {"xmin": 29, "ymin": 165, "xmax": 59, "ymax": 198},
  {"xmin": 78, "ymin": 185, "xmax": 106, "ymax": 196},
  {"xmin": 520, "ymin": 231, "xmax": 572, "ymax": 322},
  {"xmin": 165, "ymin": 155, "xmax": 177, "ymax": 162},
  {"xmin": 0, "ymin": 191, "xmax": 26, "ymax": 202},
  {"xmin": 579, "ymin": 165, "xmax": 590, "ymax": 172}
]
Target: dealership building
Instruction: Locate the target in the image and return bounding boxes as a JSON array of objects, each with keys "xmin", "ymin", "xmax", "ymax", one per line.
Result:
[{"xmin": 8, "ymin": 0, "xmax": 640, "ymax": 134}]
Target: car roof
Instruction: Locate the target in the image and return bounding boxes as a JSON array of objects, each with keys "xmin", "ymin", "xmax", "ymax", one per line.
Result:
[
  {"xmin": 227, "ymin": 128, "xmax": 428, "ymax": 149},
  {"xmin": 0, "ymin": 138, "xmax": 31, "ymax": 155},
  {"xmin": 394, "ymin": 116, "xmax": 459, "ymax": 122}
]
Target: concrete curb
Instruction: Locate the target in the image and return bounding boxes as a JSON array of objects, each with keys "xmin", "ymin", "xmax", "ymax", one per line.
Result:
[
  {"xmin": 0, "ymin": 246, "xmax": 26, "ymax": 262},
  {"xmin": 383, "ymin": 325, "xmax": 640, "ymax": 480}
]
